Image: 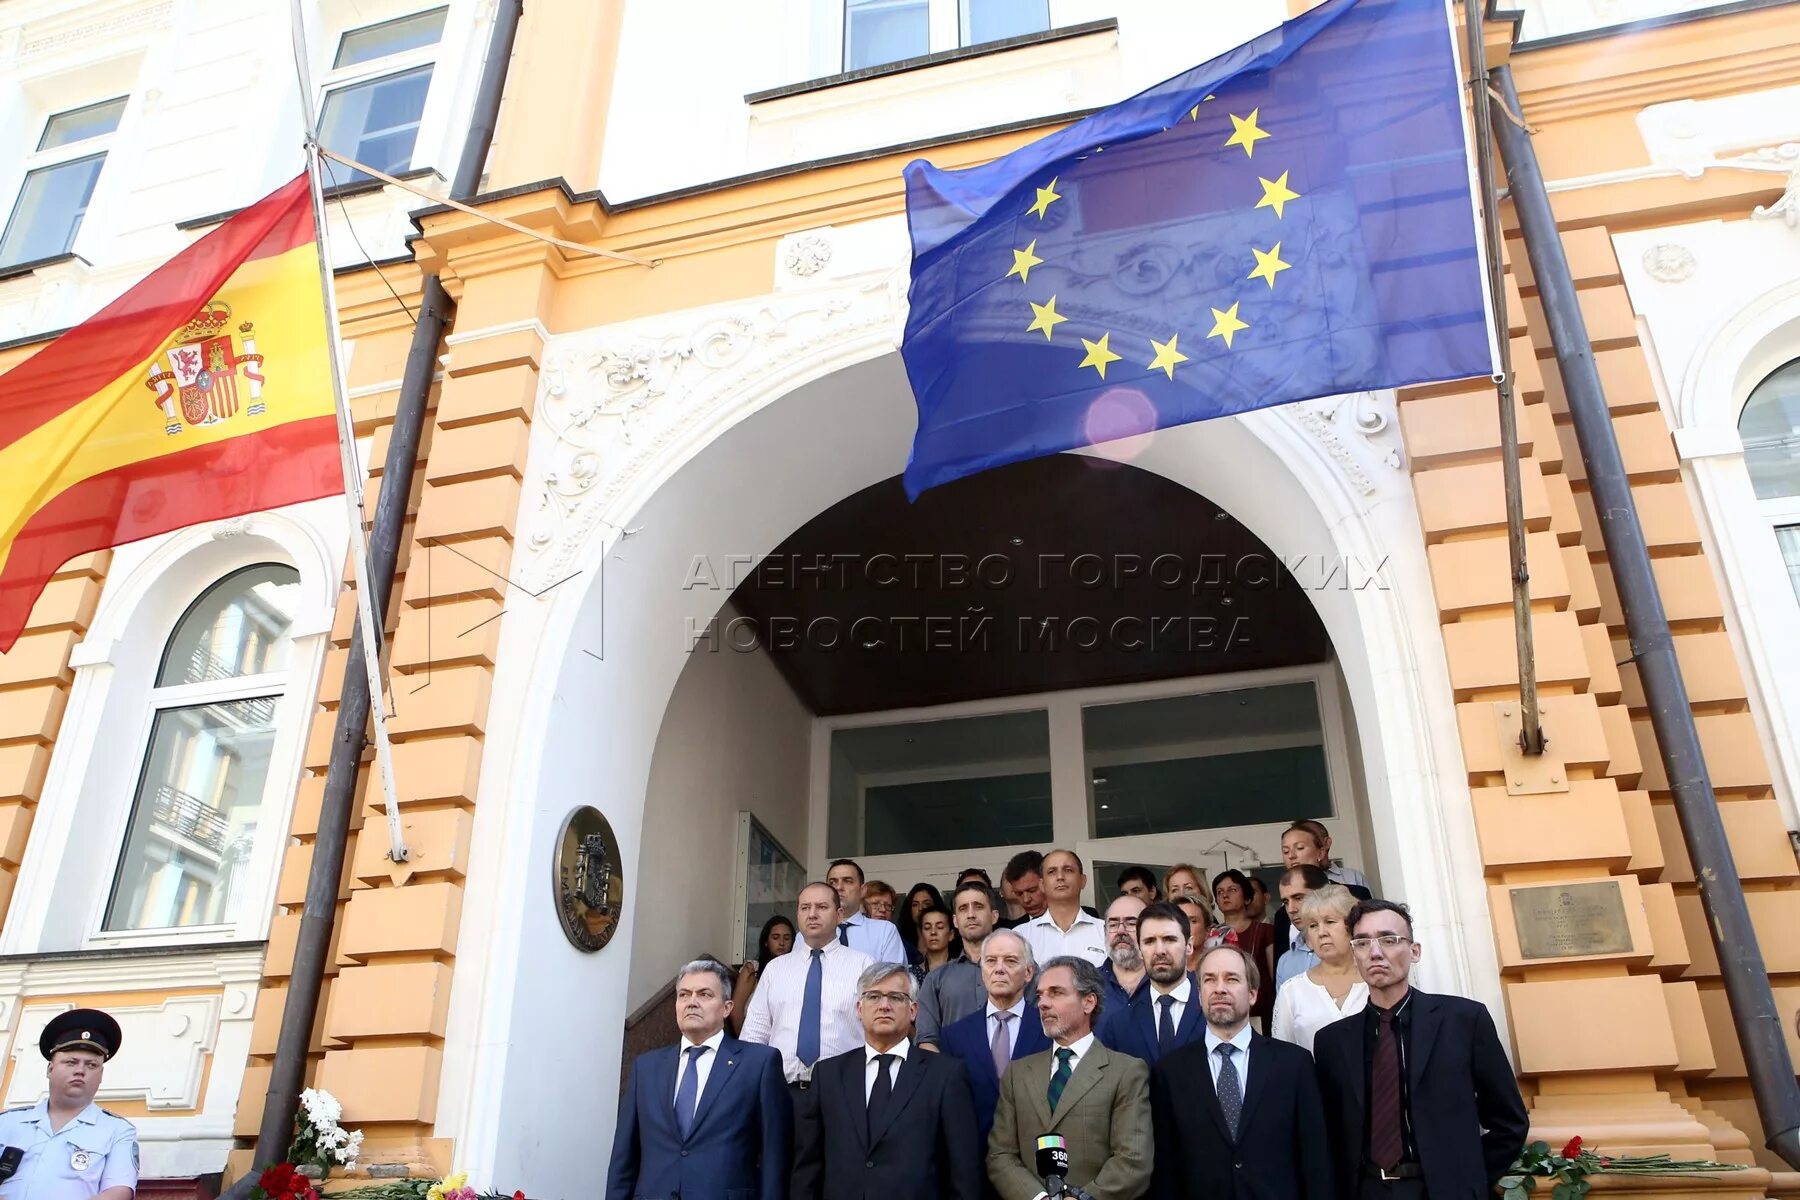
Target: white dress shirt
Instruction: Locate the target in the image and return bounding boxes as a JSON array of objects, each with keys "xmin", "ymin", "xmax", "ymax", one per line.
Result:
[
  {"xmin": 864, "ymin": 1038, "xmax": 912, "ymax": 1100},
  {"xmin": 987, "ymin": 998, "xmax": 1027, "ymax": 1059},
  {"xmin": 1148, "ymin": 973, "xmax": 1193, "ymax": 1034},
  {"xmin": 672, "ymin": 1027, "xmax": 726, "ymax": 1102},
  {"xmin": 738, "ymin": 937, "xmax": 874, "ymax": 1082},
  {"xmin": 1270, "ymin": 971, "xmax": 1368, "ymax": 1054},
  {"xmin": 841, "ymin": 911, "xmax": 907, "ymax": 964},
  {"xmin": 1203, "ymin": 1022, "xmax": 1255, "ymax": 1093},
  {"xmin": 1021, "ymin": 908, "xmax": 1107, "ymax": 966}
]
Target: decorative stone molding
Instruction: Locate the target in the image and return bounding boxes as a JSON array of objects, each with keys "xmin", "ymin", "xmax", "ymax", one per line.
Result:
[
  {"xmin": 782, "ymin": 233, "xmax": 833, "ymax": 278},
  {"xmin": 1642, "ymin": 242, "xmax": 1698, "ymax": 283},
  {"xmin": 19, "ymin": 2, "xmax": 172, "ymax": 59},
  {"xmin": 1277, "ymin": 391, "xmax": 1405, "ymax": 498},
  {"xmin": 524, "ymin": 274, "xmax": 907, "ymax": 590},
  {"xmin": 1714, "ymin": 143, "xmax": 1800, "ymax": 229}
]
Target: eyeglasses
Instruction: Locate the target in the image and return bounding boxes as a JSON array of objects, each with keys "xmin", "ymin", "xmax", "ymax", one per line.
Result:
[
  {"xmin": 860, "ymin": 991, "xmax": 913, "ymax": 1006},
  {"xmin": 1104, "ymin": 918, "xmax": 1138, "ymax": 930},
  {"xmin": 1349, "ymin": 934, "xmax": 1412, "ymax": 953}
]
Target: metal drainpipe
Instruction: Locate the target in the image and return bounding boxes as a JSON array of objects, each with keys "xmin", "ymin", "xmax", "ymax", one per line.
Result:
[
  {"xmin": 238, "ymin": 0, "xmax": 525, "ymax": 1187},
  {"xmin": 1493, "ymin": 64, "xmax": 1800, "ymax": 1171}
]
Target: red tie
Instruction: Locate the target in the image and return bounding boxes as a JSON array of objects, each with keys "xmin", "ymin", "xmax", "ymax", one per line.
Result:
[{"xmin": 1370, "ymin": 1008, "xmax": 1404, "ymax": 1169}]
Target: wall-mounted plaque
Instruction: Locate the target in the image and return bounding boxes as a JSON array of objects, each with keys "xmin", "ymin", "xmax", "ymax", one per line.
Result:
[
  {"xmin": 554, "ymin": 806, "xmax": 624, "ymax": 952},
  {"xmin": 1510, "ymin": 880, "xmax": 1631, "ymax": 959}
]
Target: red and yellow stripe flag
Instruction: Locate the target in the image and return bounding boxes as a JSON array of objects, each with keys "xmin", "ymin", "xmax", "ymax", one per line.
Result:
[{"xmin": 0, "ymin": 173, "xmax": 343, "ymax": 651}]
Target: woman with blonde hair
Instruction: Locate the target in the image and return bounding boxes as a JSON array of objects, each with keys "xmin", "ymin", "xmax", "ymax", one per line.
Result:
[
  {"xmin": 1161, "ymin": 863, "xmax": 1219, "ymax": 924},
  {"xmin": 1270, "ymin": 883, "xmax": 1368, "ymax": 1053}
]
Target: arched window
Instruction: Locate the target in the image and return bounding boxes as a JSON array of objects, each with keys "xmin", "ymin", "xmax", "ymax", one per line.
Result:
[
  {"xmin": 102, "ymin": 564, "xmax": 303, "ymax": 932},
  {"xmin": 1739, "ymin": 358, "xmax": 1800, "ymax": 599}
]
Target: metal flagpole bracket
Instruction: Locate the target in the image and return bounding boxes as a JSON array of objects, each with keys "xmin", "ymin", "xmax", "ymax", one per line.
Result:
[{"xmin": 1488, "ymin": 699, "xmax": 1567, "ymax": 795}]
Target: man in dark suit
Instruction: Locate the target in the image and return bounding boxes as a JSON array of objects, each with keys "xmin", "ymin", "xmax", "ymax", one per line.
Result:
[
  {"xmin": 939, "ymin": 929, "xmax": 1051, "ymax": 1143},
  {"xmin": 1100, "ymin": 902, "xmax": 1206, "ymax": 1065},
  {"xmin": 792, "ymin": 961, "xmax": 983, "ymax": 1200},
  {"xmin": 1150, "ymin": 943, "xmax": 1332, "ymax": 1200},
  {"xmin": 1314, "ymin": 900, "xmax": 1529, "ymax": 1200},
  {"xmin": 606, "ymin": 959, "xmax": 791, "ymax": 1200}
]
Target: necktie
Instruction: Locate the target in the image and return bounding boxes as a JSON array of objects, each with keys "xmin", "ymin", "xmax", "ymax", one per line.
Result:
[
  {"xmin": 797, "ymin": 948, "xmax": 824, "ymax": 1067},
  {"xmin": 1046, "ymin": 1047, "xmax": 1075, "ymax": 1112},
  {"xmin": 674, "ymin": 1044, "xmax": 707, "ymax": 1138},
  {"xmin": 1216, "ymin": 1044, "xmax": 1243, "ymax": 1141},
  {"xmin": 989, "ymin": 1011, "xmax": 1015, "ymax": 1080},
  {"xmin": 838, "ymin": 923, "xmax": 851, "ymax": 947},
  {"xmin": 867, "ymin": 1052, "xmax": 896, "ymax": 1138},
  {"xmin": 1157, "ymin": 994, "xmax": 1177, "ymax": 1054},
  {"xmin": 1370, "ymin": 1007, "xmax": 1404, "ymax": 1168}
]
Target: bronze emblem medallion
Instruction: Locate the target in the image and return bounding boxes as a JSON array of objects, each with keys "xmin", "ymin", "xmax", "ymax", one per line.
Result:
[{"xmin": 554, "ymin": 805, "xmax": 624, "ymax": 952}]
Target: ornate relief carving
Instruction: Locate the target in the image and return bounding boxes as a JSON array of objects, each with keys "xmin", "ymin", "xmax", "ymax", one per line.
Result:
[
  {"xmin": 783, "ymin": 234, "xmax": 834, "ymax": 278},
  {"xmin": 1642, "ymin": 243, "xmax": 1697, "ymax": 283},
  {"xmin": 526, "ymin": 276, "xmax": 905, "ymax": 587},
  {"xmin": 1277, "ymin": 391, "xmax": 1404, "ymax": 497},
  {"xmin": 7, "ymin": 995, "xmax": 222, "ymax": 1110},
  {"xmin": 1710, "ymin": 142, "xmax": 1800, "ymax": 229}
]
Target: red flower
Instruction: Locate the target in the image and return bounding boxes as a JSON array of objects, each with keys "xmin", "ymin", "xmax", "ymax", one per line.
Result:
[
  {"xmin": 300, "ymin": 1189, "xmax": 320, "ymax": 1200},
  {"xmin": 1599, "ymin": 1158, "xmax": 1612, "ymax": 1168},
  {"xmin": 1561, "ymin": 1136, "xmax": 1583, "ymax": 1160},
  {"xmin": 514, "ymin": 1193, "xmax": 526, "ymax": 1200},
  {"xmin": 259, "ymin": 1163, "xmax": 299, "ymax": 1197}
]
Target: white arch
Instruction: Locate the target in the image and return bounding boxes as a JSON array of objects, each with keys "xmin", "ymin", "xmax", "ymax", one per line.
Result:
[
  {"xmin": 440, "ymin": 280, "xmax": 1500, "ymax": 1197},
  {"xmin": 1672, "ymin": 274, "xmax": 1800, "ymax": 826}
]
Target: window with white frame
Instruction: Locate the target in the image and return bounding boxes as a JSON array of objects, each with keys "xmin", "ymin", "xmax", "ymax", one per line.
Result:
[
  {"xmin": 1738, "ymin": 358, "xmax": 1800, "ymax": 602},
  {"xmin": 843, "ymin": 0, "xmax": 1049, "ymax": 71},
  {"xmin": 101, "ymin": 564, "xmax": 303, "ymax": 933},
  {"xmin": 317, "ymin": 7, "xmax": 448, "ymax": 188},
  {"xmin": 0, "ymin": 96, "xmax": 127, "ymax": 270}
]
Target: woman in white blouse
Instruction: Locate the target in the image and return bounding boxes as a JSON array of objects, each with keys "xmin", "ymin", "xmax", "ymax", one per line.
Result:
[{"xmin": 1271, "ymin": 883, "xmax": 1369, "ymax": 1054}]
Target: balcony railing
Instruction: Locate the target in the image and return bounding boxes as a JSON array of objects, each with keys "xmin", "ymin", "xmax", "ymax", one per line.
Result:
[{"xmin": 150, "ymin": 784, "xmax": 231, "ymax": 851}]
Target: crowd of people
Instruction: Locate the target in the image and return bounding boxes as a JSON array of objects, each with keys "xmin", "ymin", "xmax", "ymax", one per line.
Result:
[{"xmin": 607, "ymin": 819, "xmax": 1530, "ymax": 1200}]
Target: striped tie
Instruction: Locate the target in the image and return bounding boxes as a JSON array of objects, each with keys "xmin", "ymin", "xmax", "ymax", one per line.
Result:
[
  {"xmin": 1046, "ymin": 1047, "xmax": 1075, "ymax": 1112},
  {"xmin": 1370, "ymin": 1007, "xmax": 1404, "ymax": 1168}
]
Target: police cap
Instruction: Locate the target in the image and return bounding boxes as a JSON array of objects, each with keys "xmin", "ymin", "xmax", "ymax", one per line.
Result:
[{"xmin": 39, "ymin": 1009, "xmax": 122, "ymax": 1061}]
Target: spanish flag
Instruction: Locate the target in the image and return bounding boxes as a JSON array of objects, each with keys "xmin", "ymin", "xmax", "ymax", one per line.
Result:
[{"xmin": 0, "ymin": 173, "xmax": 342, "ymax": 651}]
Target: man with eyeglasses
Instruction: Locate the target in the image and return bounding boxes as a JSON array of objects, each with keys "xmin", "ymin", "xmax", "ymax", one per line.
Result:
[
  {"xmin": 1097, "ymin": 894, "xmax": 1149, "ymax": 1019},
  {"xmin": 1313, "ymin": 899, "xmax": 1528, "ymax": 1200},
  {"xmin": 792, "ymin": 962, "xmax": 982, "ymax": 1200},
  {"xmin": 1098, "ymin": 902, "xmax": 1206, "ymax": 1065}
]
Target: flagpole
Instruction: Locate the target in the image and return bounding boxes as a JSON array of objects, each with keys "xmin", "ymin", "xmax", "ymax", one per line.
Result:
[
  {"xmin": 1454, "ymin": 0, "xmax": 1545, "ymax": 755},
  {"xmin": 285, "ymin": 0, "xmax": 411, "ymax": 861}
]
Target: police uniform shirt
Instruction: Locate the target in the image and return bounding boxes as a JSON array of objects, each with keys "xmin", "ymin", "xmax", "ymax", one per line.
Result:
[{"xmin": 0, "ymin": 1100, "xmax": 138, "ymax": 1200}]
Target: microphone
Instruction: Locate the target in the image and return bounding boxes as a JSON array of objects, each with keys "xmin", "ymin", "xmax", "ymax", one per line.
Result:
[
  {"xmin": 1036, "ymin": 1134, "xmax": 1070, "ymax": 1198},
  {"xmin": 0, "ymin": 1146, "xmax": 21, "ymax": 1183}
]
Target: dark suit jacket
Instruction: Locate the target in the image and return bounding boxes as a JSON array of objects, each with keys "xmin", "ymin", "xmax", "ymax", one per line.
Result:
[
  {"xmin": 939, "ymin": 1004, "xmax": 1052, "ymax": 1142},
  {"xmin": 988, "ymin": 1039, "xmax": 1153, "ymax": 1200},
  {"xmin": 1313, "ymin": 989, "xmax": 1529, "ymax": 1200},
  {"xmin": 1097, "ymin": 975, "xmax": 1206, "ymax": 1065},
  {"xmin": 1149, "ymin": 1031, "xmax": 1332, "ymax": 1200},
  {"xmin": 791, "ymin": 1043, "xmax": 983, "ymax": 1200},
  {"xmin": 606, "ymin": 1034, "xmax": 790, "ymax": 1200}
]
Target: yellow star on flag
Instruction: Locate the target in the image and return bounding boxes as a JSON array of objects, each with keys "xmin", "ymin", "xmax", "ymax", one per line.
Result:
[
  {"xmin": 1248, "ymin": 242, "xmax": 1290, "ymax": 288},
  {"xmin": 1026, "ymin": 295, "xmax": 1068, "ymax": 341},
  {"xmin": 1256, "ymin": 171, "xmax": 1301, "ymax": 218},
  {"xmin": 1187, "ymin": 95, "xmax": 1215, "ymax": 121},
  {"xmin": 1147, "ymin": 334, "xmax": 1189, "ymax": 380},
  {"xmin": 1208, "ymin": 302, "xmax": 1250, "ymax": 349},
  {"xmin": 1007, "ymin": 240, "xmax": 1044, "ymax": 284},
  {"xmin": 1027, "ymin": 177, "xmax": 1062, "ymax": 220},
  {"xmin": 1079, "ymin": 332, "xmax": 1122, "ymax": 378},
  {"xmin": 1224, "ymin": 109, "xmax": 1271, "ymax": 157}
]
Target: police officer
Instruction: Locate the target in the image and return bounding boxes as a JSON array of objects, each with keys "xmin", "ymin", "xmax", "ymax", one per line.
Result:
[{"xmin": 0, "ymin": 1010, "xmax": 137, "ymax": 1200}]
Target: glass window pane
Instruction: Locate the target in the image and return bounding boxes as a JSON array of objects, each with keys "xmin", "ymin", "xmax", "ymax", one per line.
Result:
[
  {"xmin": 845, "ymin": 0, "xmax": 930, "ymax": 69},
  {"xmin": 1740, "ymin": 359, "xmax": 1800, "ymax": 500},
  {"xmin": 103, "ymin": 697, "xmax": 278, "ymax": 931},
  {"xmin": 159, "ymin": 564, "xmax": 301, "ymax": 686},
  {"xmin": 830, "ymin": 711, "xmax": 1052, "ymax": 856},
  {"xmin": 335, "ymin": 7, "xmax": 448, "ymax": 67},
  {"xmin": 0, "ymin": 155, "xmax": 104, "ymax": 268},
  {"xmin": 1083, "ymin": 683, "xmax": 1332, "ymax": 838},
  {"xmin": 318, "ymin": 66, "xmax": 433, "ymax": 185},
  {"xmin": 39, "ymin": 97, "xmax": 127, "ymax": 150},
  {"xmin": 961, "ymin": 0, "xmax": 1049, "ymax": 46},
  {"xmin": 1776, "ymin": 526, "xmax": 1800, "ymax": 606}
]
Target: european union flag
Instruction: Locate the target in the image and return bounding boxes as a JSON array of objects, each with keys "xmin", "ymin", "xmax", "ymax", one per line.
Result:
[{"xmin": 900, "ymin": 0, "xmax": 1492, "ymax": 498}]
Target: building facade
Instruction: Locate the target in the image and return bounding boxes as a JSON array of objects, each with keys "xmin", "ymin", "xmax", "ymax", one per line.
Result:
[{"xmin": 0, "ymin": 0, "xmax": 1796, "ymax": 1197}]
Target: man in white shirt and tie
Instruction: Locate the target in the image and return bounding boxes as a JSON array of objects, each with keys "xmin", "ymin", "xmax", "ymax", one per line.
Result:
[
  {"xmin": 739, "ymin": 881, "xmax": 873, "ymax": 1102},
  {"xmin": 1018, "ymin": 849, "xmax": 1107, "ymax": 967},
  {"xmin": 827, "ymin": 858, "xmax": 908, "ymax": 963}
]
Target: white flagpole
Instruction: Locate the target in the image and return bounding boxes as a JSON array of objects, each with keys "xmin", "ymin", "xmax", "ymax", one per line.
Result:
[{"xmin": 286, "ymin": 0, "xmax": 410, "ymax": 863}]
